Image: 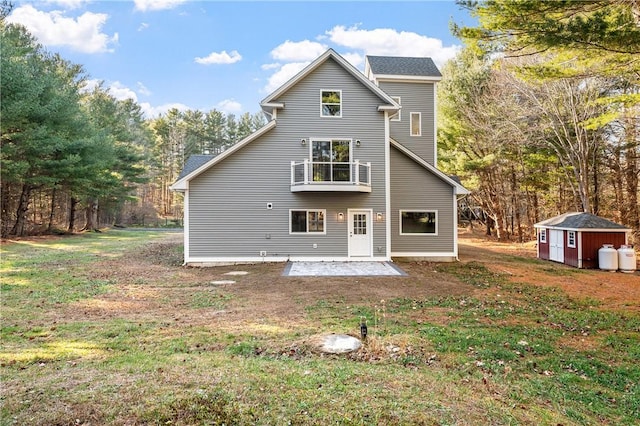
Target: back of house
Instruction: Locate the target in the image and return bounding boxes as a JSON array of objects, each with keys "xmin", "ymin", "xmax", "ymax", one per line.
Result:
[{"xmin": 171, "ymin": 49, "xmax": 468, "ymax": 265}]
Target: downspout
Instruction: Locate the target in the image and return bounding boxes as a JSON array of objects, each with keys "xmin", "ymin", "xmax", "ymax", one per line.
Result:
[{"xmin": 385, "ymin": 110, "xmax": 392, "ymax": 261}]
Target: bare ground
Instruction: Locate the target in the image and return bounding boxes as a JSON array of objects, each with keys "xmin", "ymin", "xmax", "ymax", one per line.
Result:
[{"xmin": 56, "ymin": 229, "xmax": 639, "ymax": 330}]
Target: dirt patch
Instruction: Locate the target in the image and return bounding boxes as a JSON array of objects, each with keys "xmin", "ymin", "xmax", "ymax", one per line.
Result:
[
  {"xmin": 55, "ymin": 229, "xmax": 639, "ymax": 329},
  {"xmin": 458, "ymin": 229, "xmax": 640, "ymax": 313}
]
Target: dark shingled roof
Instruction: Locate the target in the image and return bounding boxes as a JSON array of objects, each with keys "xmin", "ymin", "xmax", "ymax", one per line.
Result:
[
  {"xmin": 367, "ymin": 55, "xmax": 442, "ymax": 78},
  {"xmin": 177, "ymin": 154, "xmax": 216, "ymax": 180},
  {"xmin": 536, "ymin": 212, "xmax": 628, "ymax": 230}
]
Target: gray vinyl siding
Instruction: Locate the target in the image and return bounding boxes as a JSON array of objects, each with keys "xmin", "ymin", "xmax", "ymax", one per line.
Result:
[
  {"xmin": 390, "ymin": 146, "xmax": 454, "ymax": 253},
  {"xmin": 379, "ymin": 81, "xmax": 436, "ymax": 165},
  {"xmin": 188, "ymin": 58, "xmax": 388, "ymax": 259}
]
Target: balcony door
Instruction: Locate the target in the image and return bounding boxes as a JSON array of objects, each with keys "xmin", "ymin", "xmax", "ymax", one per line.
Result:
[
  {"xmin": 348, "ymin": 209, "xmax": 372, "ymax": 257},
  {"xmin": 311, "ymin": 139, "xmax": 351, "ymax": 182}
]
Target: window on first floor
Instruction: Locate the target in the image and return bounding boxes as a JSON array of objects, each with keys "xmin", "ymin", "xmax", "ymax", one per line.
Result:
[
  {"xmin": 567, "ymin": 231, "xmax": 576, "ymax": 248},
  {"xmin": 539, "ymin": 229, "xmax": 547, "ymax": 243},
  {"xmin": 400, "ymin": 210, "xmax": 437, "ymax": 235},
  {"xmin": 290, "ymin": 209, "xmax": 326, "ymax": 234}
]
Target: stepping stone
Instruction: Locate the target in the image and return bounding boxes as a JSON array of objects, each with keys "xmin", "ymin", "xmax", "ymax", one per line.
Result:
[
  {"xmin": 313, "ymin": 334, "xmax": 362, "ymax": 354},
  {"xmin": 210, "ymin": 280, "xmax": 236, "ymax": 285}
]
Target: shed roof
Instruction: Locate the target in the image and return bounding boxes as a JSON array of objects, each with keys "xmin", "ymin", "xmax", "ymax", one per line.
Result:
[
  {"xmin": 177, "ymin": 154, "xmax": 216, "ymax": 181},
  {"xmin": 366, "ymin": 55, "xmax": 442, "ymax": 78},
  {"xmin": 534, "ymin": 212, "xmax": 629, "ymax": 231}
]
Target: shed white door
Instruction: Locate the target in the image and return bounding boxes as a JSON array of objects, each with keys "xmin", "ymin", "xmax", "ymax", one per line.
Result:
[
  {"xmin": 549, "ymin": 230, "xmax": 564, "ymax": 263},
  {"xmin": 348, "ymin": 210, "xmax": 371, "ymax": 257}
]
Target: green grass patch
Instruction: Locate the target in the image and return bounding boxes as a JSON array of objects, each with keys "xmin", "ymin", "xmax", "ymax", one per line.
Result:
[{"xmin": 2, "ymin": 231, "xmax": 639, "ymax": 425}]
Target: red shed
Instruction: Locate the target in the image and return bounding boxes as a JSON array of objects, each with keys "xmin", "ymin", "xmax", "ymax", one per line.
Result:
[{"xmin": 534, "ymin": 212, "xmax": 631, "ymax": 269}]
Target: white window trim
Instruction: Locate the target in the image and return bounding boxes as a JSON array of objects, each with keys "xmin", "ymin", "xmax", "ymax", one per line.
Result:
[
  {"xmin": 390, "ymin": 96, "xmax": 401, "ymax": 121},
  {"xmin": 399, "ymin": 210, "xmax": 438, "ymax": 236},
  {"xmin": 540, "ymin": 229, "xmax": 547, "ymax": 243},
  {"xmin": 410, "ymin": 112, "xmax": 421, "ymax": 136},
  {"xmin": 289, "ymin": 209, "xmax": 327, "ymax": 235},
  {"xmin": 320, "ymin": 89, "xmax": 342, "ymax": 118},
  {"xmin": 567, "ymin": 231, "xmax": 576, "ymax": 248}
]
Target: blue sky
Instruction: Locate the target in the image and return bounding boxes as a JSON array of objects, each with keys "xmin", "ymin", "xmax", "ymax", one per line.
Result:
[{"xmin": 8, "ymin": 1, "xmax": 475, "ymax": 117}]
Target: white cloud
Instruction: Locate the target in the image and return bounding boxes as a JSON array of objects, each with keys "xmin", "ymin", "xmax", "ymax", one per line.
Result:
[
  {"xmin": 264, "ymin": 61, "xmax": 311, "ymax": 93},
  {"xmin": 7, "ymin": 5, "xmax": 118, "ymax": 54},
  {"xmin": 133, "ymin": 0, "xmax": 188, "ymax": 12},
  {"xmin": 195, "ymin": 50, "xmax": 242, "ymax": 65},
  {"xmin": 140, "ymin": 102, "xmax": 191, "ymax": 118},
  {"xmin": 326, "ymin": 25, "xmax": 460, "ymax": 67},
  {"xmin": 138, "ymin": 22, "xmax": 150, "ymax": 32},
  {"xmin": 216, "ymin": 99, "xmax": 242, "ymax": 114},
  {"xmin": 340, "ymin": 52, "xmax": 364, "ymax": 68},
  {"xmin": 270, "ymin": 40, "xmax": 327, "ymax": 62},
  {"xmin": 137, "ymin": 82, "xmax": 152, "ymax": 96},
  {"xmin": 45, "ymin": 0, "xmax": 88, "ymax": 9},
  {"xmin": 108, "ymin": 81, "xmax": 138, "ymax": 102},
  {"xmin": 261, "ymin": 63, "xmax": 281, "ymax": 71}
]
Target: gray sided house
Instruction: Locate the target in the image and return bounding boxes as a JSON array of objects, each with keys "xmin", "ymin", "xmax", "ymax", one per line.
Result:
[{"xmin": 171, "ymin": 49, "xmax": 468, "ymax": 265}]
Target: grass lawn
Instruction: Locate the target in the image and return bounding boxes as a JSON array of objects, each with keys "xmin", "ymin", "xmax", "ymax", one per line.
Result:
[{"xmin": 1, "ymin": 230, "xmax": 638, "ymax": 425}]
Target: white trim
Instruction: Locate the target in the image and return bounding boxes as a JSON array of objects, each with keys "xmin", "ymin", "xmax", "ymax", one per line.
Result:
[
  {"xmin": 348, "ymin": 208, "xmax": 373, "ymax": 258},
  {"xmin": 183, "ymin": 188, "xmax": 189, "ymax": 265},
  {"xmin": 539, "ymin": 228, "xmax": 547, "ymax": 243},
  {"xmin": 399, "ymin": 210, "xmax": 438, "ymax": 236},
  {"xmin": 533, "ymin": 225, "xmax": 631, "ymax": 233},
  {"xmin": 384, "ymin": 111, "xmax": 392, "ymax": 260},
  {"xmin": 453, "ymin": 193, "xmax": 458, "ymax": 259},
  {"xmin": 410, "ymin": 112, "xmax": 422, "ymax": 136},
  {"xmin": 372, "ymin": 75, "xmax": 442, "ymax": 83},
  {"xmin": 320, "ymin": 89, "xmax": 342, "ymax": 118},
  {"xmin": 185, "ymin": 255, "xmax": 390, "ymax": 265},
  {"xmin": 391, "ymin": 251, "xmax": 457, "ymax": 258},
  {"xmin": 577, "ymin": 231, "xmax": 583, "ymax": 268},
  {"xmin": 390, "ymin": 139, "xmax": 470, "ymax": 194},
  {"xmin": 433, "ymin": 84, "xmax": 438, "ymax": 166},
  {"xmin": 289, "ymin": 209, "xmax": 327, "ymax": 235},
  {"xmin": 170, "ymin": 120, "xmax": 276, "ymax": 191},
  {"xmin": 390, "ymin": 96, "xmax": 401, "ymax": 121}
]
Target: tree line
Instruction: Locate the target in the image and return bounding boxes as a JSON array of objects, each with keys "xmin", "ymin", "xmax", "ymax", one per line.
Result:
[
  {"xmin": 440, "ymin": 0, "xmax": 639, "ymax": 242},
  {"xmin": 0, "ymin": 15, "xmax": 264, "ymax": 237}
]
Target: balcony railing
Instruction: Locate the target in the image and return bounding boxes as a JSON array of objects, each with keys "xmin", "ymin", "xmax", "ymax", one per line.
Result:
[{"xmin": 291, "ymin": 160, "xmax": 372, "ymax": 192}]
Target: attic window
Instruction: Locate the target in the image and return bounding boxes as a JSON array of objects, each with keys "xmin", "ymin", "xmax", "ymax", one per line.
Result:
[{"xmin": 321, "ymin": 90, "xmax": 341, "ymax": 117}]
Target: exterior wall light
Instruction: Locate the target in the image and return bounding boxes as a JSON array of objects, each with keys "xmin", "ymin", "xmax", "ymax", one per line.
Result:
[
  {"xmin": 338, "ymin": 212, "xmax": 345, "ymax": 222},
  {"xmin": 376, "ymin": 212, "xmax": 383, "ymax": 222},
  {"xmin": 355, "ymin": 140, "xmax": 361, "ymax": 146},
  {"xmin": 301, "ymin": 138, "xmax": 307, "ymax": 145}
]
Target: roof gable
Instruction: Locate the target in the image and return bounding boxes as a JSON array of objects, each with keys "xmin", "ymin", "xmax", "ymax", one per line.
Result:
[
  {"xmin": 260, "ymin": 49, "xmax": 399, "ymax": 111},
  {"xmin": 534, "ymin": 212, "xmax": 630, "ymax": 230}
]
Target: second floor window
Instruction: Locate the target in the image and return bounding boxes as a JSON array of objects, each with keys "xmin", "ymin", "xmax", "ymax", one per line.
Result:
[
  {"xmin": 410, "ymin": 112, "xmax": 421, "ymax": 136},
  {"xmin": 312, "ymin": 139, "xmax": 351, "ymax": 182},
  {"xmin": 321, "ymin": 90, "xmax": 341, "ymax": 117}
]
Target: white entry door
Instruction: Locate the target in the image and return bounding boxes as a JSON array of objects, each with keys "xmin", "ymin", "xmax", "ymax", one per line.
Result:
[
  {"xmin": 348, "ymin": 210, "xmax": 372, "ymax": 257},
  {"xmin": 549, "ymin": 229, "xmax": 564, "ymax": 263}
]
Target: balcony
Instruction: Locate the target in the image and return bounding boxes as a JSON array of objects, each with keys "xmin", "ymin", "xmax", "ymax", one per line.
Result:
[{"xmin": 291, "ymin": 160, "xmax": 372, "ymax": 192}]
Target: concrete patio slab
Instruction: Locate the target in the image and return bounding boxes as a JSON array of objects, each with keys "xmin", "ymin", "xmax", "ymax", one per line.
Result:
[{"xmin": 283, "ymin": 261, "xmax": 406, "ymax": 277}]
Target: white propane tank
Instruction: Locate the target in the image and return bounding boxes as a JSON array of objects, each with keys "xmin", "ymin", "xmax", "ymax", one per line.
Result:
[
  {"xmin": 598, "ymin": 244, "xmax": 618, "ymax": 271},
  {"xmin": 617, "ymin": 245, "xmax": 637, "ymax": 273}
]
